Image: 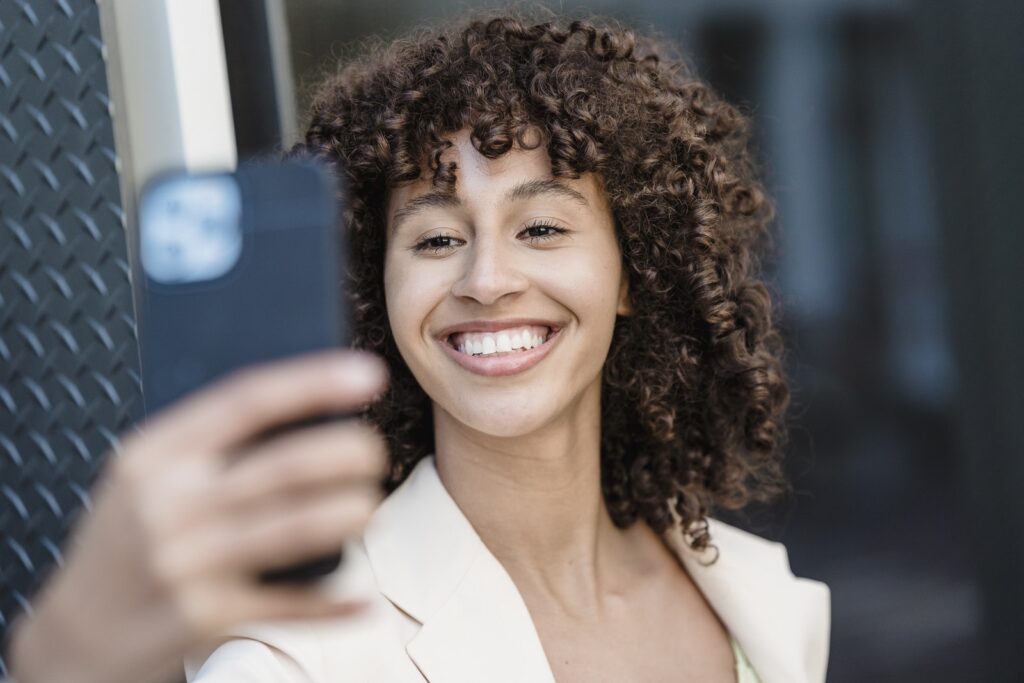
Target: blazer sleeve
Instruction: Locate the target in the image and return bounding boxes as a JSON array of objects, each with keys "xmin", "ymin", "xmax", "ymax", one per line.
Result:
[
  {"xmin": 185, "ymin": 541, "xmax": 386, "ymax": 682},
  {"xmin": 185, "ymin": 637, "xmax": 309, "ymax": 682},
  {"xmin": 184, "ymin": 621, "xmax": 323, "ymax": 683},
  {"xmin": 185, "ymin": 638, "xmax": 305, "ymax": 679}
]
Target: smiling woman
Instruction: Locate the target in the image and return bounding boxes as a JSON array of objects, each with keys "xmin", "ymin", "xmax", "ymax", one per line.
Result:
[
  {"xmin": 311, "ymin": 16, "xmax": 786, "ymax": 550},
  {"xmin": 185, "ymin": 10, "xmax": 830, "ymax": 683}
]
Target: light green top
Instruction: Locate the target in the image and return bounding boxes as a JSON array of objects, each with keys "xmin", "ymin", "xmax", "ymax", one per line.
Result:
[{"xmin": 731, "ymin": 635, "xmax": 761, "ymax": 683}]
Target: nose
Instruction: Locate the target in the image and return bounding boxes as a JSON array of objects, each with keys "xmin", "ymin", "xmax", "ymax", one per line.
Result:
[{"xmin": 450, "ymin": 234, "xmax": 530, "ymax": 306}]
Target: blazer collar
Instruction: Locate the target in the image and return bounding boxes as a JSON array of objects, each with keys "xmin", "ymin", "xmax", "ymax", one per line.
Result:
[
  {"xmin": 664, "ymin": 519, "xmax": 831, "ymax": 683},
  {"xmin": 363, "ymin": 456, "xmax": 829, "ymax": 683}
]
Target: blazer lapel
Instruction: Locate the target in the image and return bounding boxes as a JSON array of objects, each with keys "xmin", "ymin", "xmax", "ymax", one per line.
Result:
[
  {"xmin": 405, "ymin": 549, "xmax": 556, "ymax": 682},
  {"xmin": 364, "ymin": 456, "xmax": 829, "ymax": 683},
  {"xmin": 363, "ymin": 456, "xmax": 555, "ymax": 683},
  {"xmin": 665, "ymin": 519, "xmax": 831, "ymax": 683}
]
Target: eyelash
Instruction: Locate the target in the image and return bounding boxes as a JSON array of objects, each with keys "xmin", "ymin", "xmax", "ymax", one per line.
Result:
[{"xmin": 411, "ymin": 222, "xmax": 568, "ymax": 254}]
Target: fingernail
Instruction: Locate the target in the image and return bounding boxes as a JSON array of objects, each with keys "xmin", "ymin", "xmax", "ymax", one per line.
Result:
[{"xmin": 333, "ymin": 356, "xmax": 385, "ymax": 394}]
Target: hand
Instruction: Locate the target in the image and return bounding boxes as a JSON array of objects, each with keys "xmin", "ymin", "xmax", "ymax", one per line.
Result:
[{"xmin": 5, "ymin": 349, "xmax": 389, "ymax": 683}]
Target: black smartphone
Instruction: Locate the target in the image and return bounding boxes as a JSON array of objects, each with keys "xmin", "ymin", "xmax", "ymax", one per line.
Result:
[{"xmin": 137, "ymin": 158, "xmax": 350, "ymax": 583}]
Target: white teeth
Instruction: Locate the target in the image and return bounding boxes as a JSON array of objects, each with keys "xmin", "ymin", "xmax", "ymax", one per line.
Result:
[{"xmin": 450, "ymin": 325, "xmax": 553, "ymax": 357}]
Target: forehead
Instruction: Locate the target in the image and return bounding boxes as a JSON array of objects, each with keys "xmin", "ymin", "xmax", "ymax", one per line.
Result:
[{"xmin": 386, "ymin": 129, "xmax": 604, "ymax": 226}]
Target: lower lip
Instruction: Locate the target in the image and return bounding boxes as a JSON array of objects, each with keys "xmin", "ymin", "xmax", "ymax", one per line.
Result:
[{"xmin": 439, "ymin": 328, "xmax": 563, "ymax": 377}]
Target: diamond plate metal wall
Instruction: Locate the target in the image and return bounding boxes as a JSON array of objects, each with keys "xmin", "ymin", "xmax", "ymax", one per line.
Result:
[{"xmin": 0, "ymin": 0, "xmax": 143, "ymax": 674}]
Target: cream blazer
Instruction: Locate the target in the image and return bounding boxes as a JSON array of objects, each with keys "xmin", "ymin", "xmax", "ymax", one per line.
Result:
[{"xmin": 185, "ymin": 456, "xmax": 830, "ymax": 683}]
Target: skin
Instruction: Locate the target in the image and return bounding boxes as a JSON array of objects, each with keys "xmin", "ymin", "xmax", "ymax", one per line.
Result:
[
  {"xmin": 6, "ymin": 350, "xmax": 390, "ymax": 683},
  {"xmin": 385, "ymin": 129, "xmax": 736, "ymax": 682}
]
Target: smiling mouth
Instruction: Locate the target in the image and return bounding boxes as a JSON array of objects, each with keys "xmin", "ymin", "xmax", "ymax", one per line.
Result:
[{"xmin": 446, "ymin": 325, "xmax": 555, "ymax": 357}]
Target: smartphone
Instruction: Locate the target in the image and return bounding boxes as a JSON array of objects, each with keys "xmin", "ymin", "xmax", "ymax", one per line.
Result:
[{"xmin": 137, "ymin": 158, "xmax": 350, "ymax": 583}]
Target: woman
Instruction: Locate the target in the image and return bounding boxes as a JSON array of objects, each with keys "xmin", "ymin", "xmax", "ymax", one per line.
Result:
[
  {"xmin": 188, "ymin": 12, "xmax": 828, "ymax": 681},
  {"xmin": 6, "ymin": 12, "xmax": 829, "ymax": 683}
]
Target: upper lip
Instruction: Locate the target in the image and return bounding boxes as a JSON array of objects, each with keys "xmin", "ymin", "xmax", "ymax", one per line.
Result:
[{"xmin": 435, "ymin": 318, "xmax": 563, "ymax": 340}]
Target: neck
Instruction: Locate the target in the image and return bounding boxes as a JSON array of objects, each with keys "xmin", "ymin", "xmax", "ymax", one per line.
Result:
[{"xmin": 432, "ymin": 381, "xmax": 651, "ymax": 610}]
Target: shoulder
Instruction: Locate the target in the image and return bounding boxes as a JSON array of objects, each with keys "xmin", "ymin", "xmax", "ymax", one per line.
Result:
[
  {"xmin": 706, "ymin": 518, "xmax": 820, "ymax": 575},
  {"xmin": 709, "ymin": 516, "xmax": 832, "ymax": 614},
  {"xmin": 184, "ymin": 457, "xmax": 460, "ymax": 682},
  {"xmin": 184, "ymin": 540, "xmax": 420, "ymax": 682},
  {"xmin": 666, "ymin": 517, "xmax": 831, "ymax": 683}
]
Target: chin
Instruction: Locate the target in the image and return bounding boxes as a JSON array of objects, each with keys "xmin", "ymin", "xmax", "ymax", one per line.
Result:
[{"xmin": 439, "ymin": 393, "xmax": 561, "ymax": 440}]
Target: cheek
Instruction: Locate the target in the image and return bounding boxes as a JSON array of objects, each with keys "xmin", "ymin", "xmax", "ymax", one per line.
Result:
[
  {"xmin": 383, "ymin": 253, "xmax": 449, "ymax": 349},
  {"xmin": 383, "ymin": 257, "xmax": 415, "ymax": 349},
  {"xmin": 541, "ymin": 243, "xmax": 622, "ymax": 325}
]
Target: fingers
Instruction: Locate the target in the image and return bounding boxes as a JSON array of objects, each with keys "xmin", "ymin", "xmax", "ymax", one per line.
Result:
[
  {"xmin": 210, "ymin": 421, "xmax": 387, "ymax": 519},
  {"xmin": 241, "ymin": 586, "xmax": 370, "ymax": 623},
  {"xmin": 183, "ymin": 579, "xmax": 372, "ymax": 643},
  {"xmin": 36, "ymin": 350, "xmax": 391, "ymax": 672},
  {"xmin": 138, "ymin": 349, "xmax": 388, "ymax": 457},
  {"xmin": 155, "ymin": 485, "xmax": 381, "ymax": 582},
  {"xmin": 195, "ymin": 582, "xmax": 370, "ymax": 637},
  {"xmin": 225, "ymin": 485, "xmax": 381, "ymax": 574}
]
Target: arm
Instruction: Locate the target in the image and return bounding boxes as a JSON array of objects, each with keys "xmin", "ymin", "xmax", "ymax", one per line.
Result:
[{"xmin": 5, "ymin": 350, "xmax": 387, "ymax": 683}]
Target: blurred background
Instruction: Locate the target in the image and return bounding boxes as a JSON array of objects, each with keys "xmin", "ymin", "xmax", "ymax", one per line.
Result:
[
  {"xmin": 2, "ymin": 0, "xmax": 1021, "ymax": 681},
  {"xmin": 250, "ymin": 1, "xmax": 1024, "ymax": 675}
]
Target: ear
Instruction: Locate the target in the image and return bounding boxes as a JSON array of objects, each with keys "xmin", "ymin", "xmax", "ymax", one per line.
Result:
[{"xmin": 616, "ymin": 269, "xmax": 633, "ymax": 316}]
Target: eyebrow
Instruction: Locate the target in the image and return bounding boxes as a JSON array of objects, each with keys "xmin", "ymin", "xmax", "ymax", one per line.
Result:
[{"xmin": 389, "ymin": 178, "xmax": 589, "ymax": 236}]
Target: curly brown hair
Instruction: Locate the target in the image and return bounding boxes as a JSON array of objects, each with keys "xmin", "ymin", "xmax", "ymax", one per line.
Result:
[{"xmin": 298, "ymin": 10, "xmax": 789, "ymax": 551}]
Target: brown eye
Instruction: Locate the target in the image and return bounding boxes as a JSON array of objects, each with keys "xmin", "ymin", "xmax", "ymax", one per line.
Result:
[
  {"xmin": 426, "ymin": 236, "xmax": 453, "ymax": 248},
  {"xmin": 520, "ymin": 223, "xmax": 568, "ymax": 241},
  {"xmin": 412, "ymin": 234, "xmax": 463, "ymax": 254}
]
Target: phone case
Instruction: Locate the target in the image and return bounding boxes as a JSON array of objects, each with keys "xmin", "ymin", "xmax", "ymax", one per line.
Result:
[{"xmin": 138, "ymin": 159, "xmax": 350, "ymax": 583}]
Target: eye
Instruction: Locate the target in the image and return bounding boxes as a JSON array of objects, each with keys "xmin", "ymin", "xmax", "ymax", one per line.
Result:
[
  {"xmin": 410, "ymin": 222, "xmax": 569, "ymax": 255},
  {"xmin": 520, "ymin": 222, "xmax": 568, "ymax": 241},
  {"xmin": 412, "ymin": 233, "xmax": 463, "ymax": 254}
]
